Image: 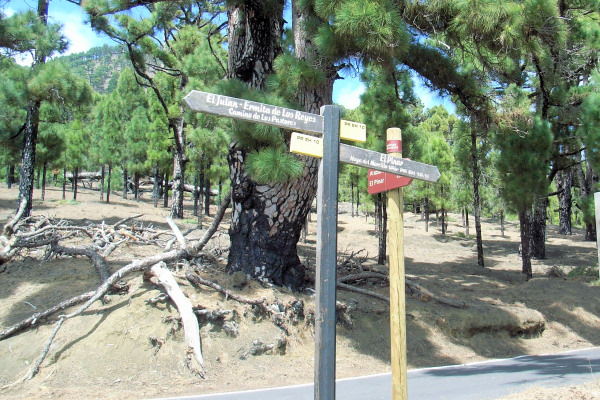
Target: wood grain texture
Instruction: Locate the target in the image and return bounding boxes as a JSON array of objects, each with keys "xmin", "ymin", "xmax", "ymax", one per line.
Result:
[{"xmin": 386, "ymin": 127, "xmax": 408, "ymax": 400}]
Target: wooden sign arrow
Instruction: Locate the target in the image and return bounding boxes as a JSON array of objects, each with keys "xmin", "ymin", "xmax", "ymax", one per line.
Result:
[
  {"xmin": 183, "ymin": 91, "xmax": 324, "ymax": 134},
  {"xmin": 339, "ymin": 144, "xmax": 440, "ymax": 183},
  {"xmin": 368, "ymin": 169, "xmax": 413, "ymax": 194}
]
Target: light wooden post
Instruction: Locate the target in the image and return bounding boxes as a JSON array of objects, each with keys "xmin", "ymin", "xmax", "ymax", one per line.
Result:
[
  {"xmin": 595, "ymin": 192, "xmax": 600, "ymax": 280},
  {"xmin": 387, "ymin": 127, "xmax": 407, "ymax": 400}
]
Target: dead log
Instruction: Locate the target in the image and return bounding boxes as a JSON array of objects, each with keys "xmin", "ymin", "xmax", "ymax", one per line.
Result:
[
  {"xmin": 405, "ymin": 278, "xmax": 468, "ymax": 309},
  {"xmin": 52, "ymin": 243, "xmax": 111, "ymax": 282},
  {"xmin": 149, "ymin": 262, "xmax": 205, "ymax": 377}
]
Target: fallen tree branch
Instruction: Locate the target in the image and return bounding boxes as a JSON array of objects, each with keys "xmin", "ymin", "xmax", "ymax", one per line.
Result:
[
  {"xmin": 26, "ymin": 317, "xmax": 65, "ymax": 380},
  {"xmin": 405, "ymin": 278, "xmax": 467, "ymax": 309},
  {"xmin": 185, "ymin": 270, "xmax": 269, "ymax": 313},
  {"xmin": 52, "ymin": 243, "xmax": 111, "ymax": 282},
  {"xmin": 0, "ymin": 291, "xmax": 95, "ymax": 341},
  {"xmin": 336, "ymin": 281, "xmax": 391, "ymax": 302},
  {"xmin": 150, "ymin": 262, "xmax": 205, "ymax": 378}
]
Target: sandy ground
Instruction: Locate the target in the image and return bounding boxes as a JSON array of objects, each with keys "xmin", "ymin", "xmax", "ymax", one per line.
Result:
[{"xmin": 0, "ymin": 185, "xmax": 599, "ymax": 399}]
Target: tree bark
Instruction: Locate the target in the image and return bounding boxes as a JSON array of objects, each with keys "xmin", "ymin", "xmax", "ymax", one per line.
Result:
[
  {"xmin": 62, "ymin": 168, "xmax": 66, "ymax": 199},
  {"xmin": 470, "ymin": 118, "xmax": 484, "ymax": 267},
  {"xmin": 134, "ymin": 172, "xmax": 140, "ymax": 201},
  {"xmin": 532, "ymin": 196, "xmax": 547, "ymax": 259},
  {"xmin": 16, "ymin": 0, "xmax": 49, "ymax": 219},
  {"xmin": 519, "ymin": 207, "xmax": 533, "ymax": 280},
  {"xmin": 193, "ymin": 175, "xmax": 199, "ymax": 217},
  {"xmin": 73, "ymin": 167, "xmax": 78, "ymax": 201},
  {"xmin": 556, "ymin": 167, "xmax": 572, "ymax": 235},
  {"xmin": 100, "ymin": 165, "xmax": 105, "ymax": 201},
  {"xmin": 169, "ymin": 113, "xmax": 187, "ymax": 219},
  {"xmin": 122, "ymin": 168, "xmax": 128, "ymax": 199},
  {"xmin": 41, "ymin": 162, "xmax": 47, "ymax": 201},
  {"xmin": 152, "ymin": 164, "xmax": 160, "ymax": 208},
  {"xmin": 465, "ymin": 208, "xmax": 470, "ymax": 237},
  {"xmin": 204, "ymin": 165, "xmax": 211, "ymax": 216},
  {"xmin": 225, "ymin": 0, "xmax": 334, "ymax": 289},
  {"xmin": 163, "ymin": 170, "xmax": 169, "ymax": 208},
  {"xmin": 107, "ymin": 165, "xmax": 112, "ymax": 204}
]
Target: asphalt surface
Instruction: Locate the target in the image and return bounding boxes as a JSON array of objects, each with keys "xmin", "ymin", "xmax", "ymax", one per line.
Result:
[{"xmin": 148, "ymin": 347, "xmax": 600, "ymax": 400}]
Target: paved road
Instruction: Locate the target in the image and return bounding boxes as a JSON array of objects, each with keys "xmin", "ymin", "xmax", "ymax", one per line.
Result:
[{"xmin": 149, "ymin": 347, "xmax": 600, "ymax": 400}]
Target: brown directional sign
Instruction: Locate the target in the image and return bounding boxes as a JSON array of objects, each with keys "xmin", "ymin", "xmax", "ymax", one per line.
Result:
[
  {"xmin": 368, "ymin": 169, "xmax": 413, "ymax": 194},
  {"xmin": 183, "ymin": 91, "xmax": 324, "ymax": 134},
  {"xmin": 339, "ymin": 144, "xmax": 440, "ymax": 183}
]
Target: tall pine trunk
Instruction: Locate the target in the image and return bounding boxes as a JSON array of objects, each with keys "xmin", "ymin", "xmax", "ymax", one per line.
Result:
[
  {"xmin": 204, "ymin": 163, "xmax": 211, "ymax": 216},
  {"xmin": 152, "ymin": 165, "xmax": 160, "ymax": 208},
  {"xmin": 41, "ymin": 162, "xmax": 47, "ymax": 201},
  {"xmin": 377, "ymin": 193, "xmax": 387, "ymax": 265},
  {"xmin": 163, "ymin": 170, "xmax": 169, "ymax": 208},
  {"xmin": 170, "ymin": 115, "xmax": 187, "ymax": 219},
  {"xmin": 470, "ymin": 118, "xmax": 484, "ymax": 267},
  {"xmin": 16, "ymin": 0, "xmax": 48, "ymax": 218},
  {"xmin": 532, "ymin": 196, "xmax": 547, "ymax": 259},
  {"xmin": 100, "ymin": 165, "xmax": 105, "ymax": 201},
  {"xmin": 107, "ymin": 165, "xmax": 112, "ymax": 204},
  {"xmin": 134, "ymin": 172, "xmax": 140, "ymax": 201},
  {"xmin": 62, "ymin": 168, "xmax": 66, "ymax": 200},
  {"xmin": 73, "ymin": 167, "xmax": 78, "ymax": 201},
  {"xmin": 519, "ymin": 207, "xmax": 533, "ymax": 280},
  {"xmin": 122, "ymin": 168, "xmax": 128, "ymax": 199},
  {"xmin": 556, "ymin": 167, "xmax": 572, "ymax": 235}
]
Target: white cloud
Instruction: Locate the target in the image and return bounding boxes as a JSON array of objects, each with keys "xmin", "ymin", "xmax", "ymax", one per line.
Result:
[
  {"xmin": 333, "ymin": 80, "xmax": 365, "ymax": 110},
  {"xmin": 51, "ymin": 10, "xmax": 107, "ymax": 55}
]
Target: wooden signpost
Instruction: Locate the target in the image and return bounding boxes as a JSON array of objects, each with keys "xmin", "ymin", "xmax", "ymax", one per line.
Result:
[{"xmin": 183, "ymin": 90, "xmax": 440, "ymax": 400}]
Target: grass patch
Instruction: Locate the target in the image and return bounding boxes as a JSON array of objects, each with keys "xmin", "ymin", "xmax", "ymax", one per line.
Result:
[
  {"xmin": 567, "ymin": 266, "xmax": 599, "ymax": 279},
  {"xmin": 454, "ymin": 232, "xmax": 475, "ymax": 240}
]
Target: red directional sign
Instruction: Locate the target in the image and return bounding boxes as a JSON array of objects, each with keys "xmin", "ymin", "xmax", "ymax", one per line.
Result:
[{"xmin": 368, "ymin": 169, "xmax": 413, "ymax": 194}]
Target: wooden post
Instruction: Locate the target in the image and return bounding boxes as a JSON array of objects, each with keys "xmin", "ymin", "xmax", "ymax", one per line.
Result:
[
  {"xmin": 387, "ymin": 127, "xmax": 407, "ymax": 400},
  {"xmin": 315, "ymin": 105, "xmax": 340, "ymax": 400},
  {"xmin": 595, "ymin": 192, "xmax": 600, "ymax": 280}
]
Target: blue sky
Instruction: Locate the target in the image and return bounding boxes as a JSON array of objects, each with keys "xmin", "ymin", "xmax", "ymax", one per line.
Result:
[{"xmin": 4, "ymin": 0, "xmax": 453, "ymax": 112}]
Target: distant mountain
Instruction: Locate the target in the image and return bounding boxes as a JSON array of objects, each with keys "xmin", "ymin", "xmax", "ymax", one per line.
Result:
[{"xmin": 58, "ymin": 44, "xmax": 130, "ymax": 94}]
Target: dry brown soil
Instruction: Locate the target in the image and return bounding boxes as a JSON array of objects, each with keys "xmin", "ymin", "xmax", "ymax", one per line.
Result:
[{"xmin": 0, "ymin": 186, "xmax": 599, "ymax": 399}]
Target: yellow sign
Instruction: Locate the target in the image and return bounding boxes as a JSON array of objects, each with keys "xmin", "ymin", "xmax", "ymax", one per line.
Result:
[
  {"xmin": 290, "ymin": 132, "xmax": 323, "ymax": 158},
  {"xmin": 340, "ymin": 120, "xmax": 366, "ymax": 142}
]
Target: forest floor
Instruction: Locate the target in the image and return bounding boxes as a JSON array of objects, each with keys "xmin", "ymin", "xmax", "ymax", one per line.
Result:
[{"xmin": 0, "ymin": 185, "xmax": 599, "ymax": 400}]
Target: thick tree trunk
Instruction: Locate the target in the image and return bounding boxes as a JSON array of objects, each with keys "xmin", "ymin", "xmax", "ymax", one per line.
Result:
[
  {"xmin": 532, "ymin": 196, "xmax": 548, "ymax": 259},
  {"xmin": 107, "ymin": 165, "xmax": 112, "ymax": 204},
  {"xmin": 470, "ymin": 118, "xmax": 484, "ymax": 267},
  {"xmin": 519, "ymin": 207, "xmax": 533, "ymax": 280},
  {"xmin": 170, "ymin": 116, "xmax": 187, "ymax": 219},
  {"xmin": 556, "ymin": 167, "xmax": 572, "ymax": 235},
  {"xmin": 225, "ymin": 0, "xmax": 334, "ymax": 289}
]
